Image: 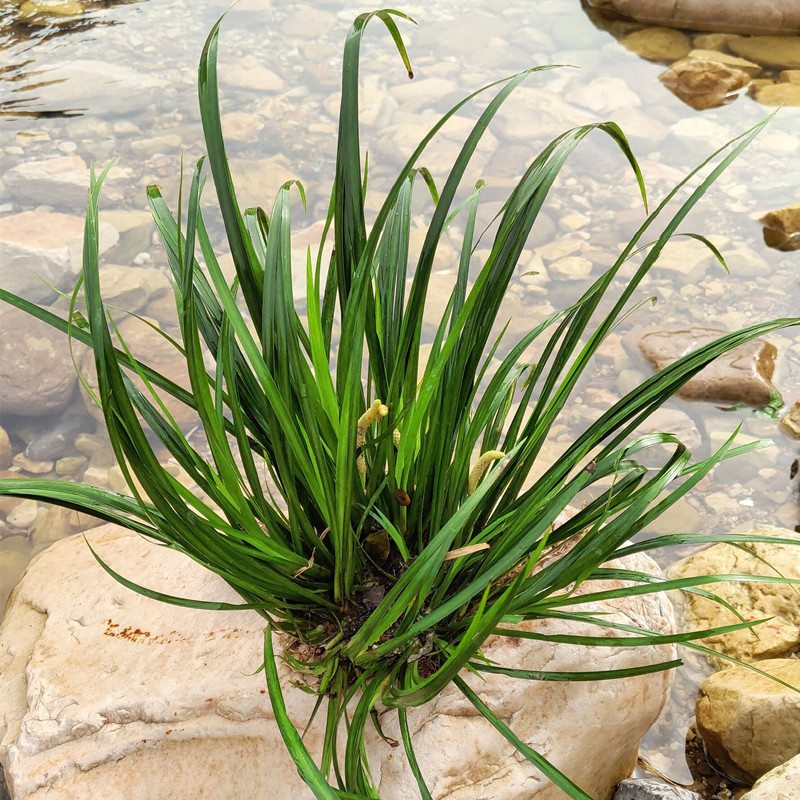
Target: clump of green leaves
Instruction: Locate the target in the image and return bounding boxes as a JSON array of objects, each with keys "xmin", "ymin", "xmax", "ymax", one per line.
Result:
[{"xmin": 2, "ymin": 9, "xmax": 799, "ymax": 800}]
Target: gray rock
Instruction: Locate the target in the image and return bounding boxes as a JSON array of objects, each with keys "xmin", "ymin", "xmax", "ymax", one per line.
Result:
[
  {"xmin": 614, "ymin": 778, "xmax": 701, "ymax": 799},
  {"xmin": 25, "ymin": 414, "xmax": 91, "ymax": 461}
]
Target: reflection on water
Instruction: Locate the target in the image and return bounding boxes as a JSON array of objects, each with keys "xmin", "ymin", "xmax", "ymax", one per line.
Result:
[
  {"xmin": 0, "ymin": 0, "xmax": 799, "ymax": 793},
  {"xmin": 0, "ymin": 0, "xmax": 145, "ymax": 117}
]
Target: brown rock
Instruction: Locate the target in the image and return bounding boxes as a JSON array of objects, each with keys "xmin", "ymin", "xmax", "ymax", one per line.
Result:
[
  {"xmin": 640, "ymin": 327, "xmax": 778, "ymax": 406},
  {"xmin": 693, "ymin": 33, "xmax": 744, "ymax": 50},
  {"xmin": 760, "ymin": 202, "xmax": 800, "ymax": 250},
  {"xmin": 780, "ymin": 398, "xmax": 800, "ymax": 437},
  {"xmin": 659, "ymin": 59, "xmax": 751, "ymax": 110},
  {"xmin": 696, "ymin": 658, "xmax": 800, "ymax": 783},
  {"xmin": 621, "ymin": 27, "xmax": 691, "ymax": 61},
  {"xmin": 687, "ymin": 49, "xmax": 761, "ymax": 76},
  {"xmin": 668, "ymin": 529, "xmax": 800, "ymax": 664},
  {"xmin": 730, "ymin": 35, "xmax": 800, "ymax": 68},
  {"xmin": 587, "ymin": 0, "xmax": 800, "ymax": 35},
  {"xmin": 0, "ymin": 306, "xmax": 78, "ymax": 417},
  {"xmin": 754, "ymin": 81, "xmax": 800, "ymax": 105}
]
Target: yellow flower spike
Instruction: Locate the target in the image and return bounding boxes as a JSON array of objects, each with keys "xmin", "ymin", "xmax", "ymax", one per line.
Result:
[
  {"xmin": 467, "ymin": 450, "xmax": 505, "ymax": 496},
  {"xmin": 393, "ymin": 429, "xmax": 401, "ymax": 448},
  {"xmin": 356, "ymin": 399, "xmax": 388, "ymax": 474}
]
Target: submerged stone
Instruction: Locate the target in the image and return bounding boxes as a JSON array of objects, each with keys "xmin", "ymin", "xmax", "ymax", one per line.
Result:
[
  {"xmin": 659, "ymin": 59, "xmax": 751, "ymax": 110},
  {"xmin": 586, "ymin": 0, "xmax": 800, "ymax": 35},
  {"xmin": 18, "ymin": 1, "xmax": 84, "ymax": 24},
  {"xmin": 0, "ymin": 210, "xmax": 117, "ymax": 303},
  {"xmin": 639, "ymin": 328, "xmax": 778, "ymax": 406},
  {"xmin": 620, "ymin": 27, "xmax": 691, "ymax": 61},
  {"xmin": 753, "ymin": 81, "xmax": 800, "ymax": 105},
  {"xmin": 0, "ymin": 306, "xmax": 78, "ymax": 418},
  {"xmin": 760, "ymin": 202, "xmax": 800, "ymax": 250},
  {"xmin": 780, "ymin": 398, "xmax": 800, "ymax": 437},
  {"xmin": 729, "ymin": 35, "xmax": 800, "ymax": 68}
]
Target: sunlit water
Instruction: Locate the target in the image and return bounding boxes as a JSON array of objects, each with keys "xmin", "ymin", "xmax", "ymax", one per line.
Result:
[{"xmin": 0, "ymin": 0, "xmax": 799, "ymax": 792}]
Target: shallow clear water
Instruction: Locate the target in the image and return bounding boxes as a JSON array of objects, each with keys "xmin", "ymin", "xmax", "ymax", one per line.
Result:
[{"xmin": 1, "ymin": 0, "xmax": 799, "ymax": 792}]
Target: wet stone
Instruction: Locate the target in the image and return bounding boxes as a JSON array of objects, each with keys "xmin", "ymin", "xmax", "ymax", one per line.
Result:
[
  {"xmin": 55, "ymin": 456, "xmax": 87, "ymax": 476},
  {"xmin": 587, "ymin": 0, "xmax": 800, "ymax": 35},
  {"xmin": 760, "ymin": 202, "xmax": 800, "ymax": 251},
  {"xmin": 98, "ymin": 264, "xmax": 171, "ymax": 314},
  {"xmin": 780, "ymin": 399, "xmax": 800, "ymax": 438},
  {"xmin": 686, "ymin": 49, "xmax": 761, "ymax": 76},
  {"xmin": 639, "ymin": 328, "xmax": 778, "ymax": 406},
  {"xmin": 100, "ymin": 208, "xmax": 156, "ymax": 264},
  {"xmin": 620, "ymin": 27, "xmax": 691, "ymax": 61},
  {"xmin": 660, "ymin": 59, "xmax": 751, "ymax": 110},
  {"xmin": 18, "ymin": 1, "xmax": 84, "ymax": 24},
  {"xmin": 730, "ymin": 35, "xmax": 800, "ymax": 68},
  {"xmin": 753, "ymin": 81, "xmax": 800, "ymax": 106}
]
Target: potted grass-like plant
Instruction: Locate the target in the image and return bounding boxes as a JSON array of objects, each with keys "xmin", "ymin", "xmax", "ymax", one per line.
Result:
[{"xmin": 1, "ymin": 8, "xmax": 799, "ymax": 800}]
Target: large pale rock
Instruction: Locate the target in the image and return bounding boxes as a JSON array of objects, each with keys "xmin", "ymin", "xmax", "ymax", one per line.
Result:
[
  {"xmin": 0, "ymin": 306, "xmax": 77, "ymax": 417},
  {"xmin": 742, "ymin": 752, "xmax": 800, "ymax": 800},
  {"xmin": 659, "ymin": 59, "xmax": 751, "ymax": 110},
  {"xmin": 696, "ymin": 659, "xmax": 800, "ymax": 783},
  {"xmin": 366, "ymin": 538, "xmax": 676, "ymax": 800},
  {"xmin": 639, "ymin": 328, "xmax": 778, "ymax": 406},
  {"xmin": 668, "ymin": 529, "xmax": 800, "ymax": 665},
  {"xmin": 0, "ymin": 211, "xmax": 117, "ymax": 303},
  {"xmin": 0, "ymin": 526, "xmax": 675, "ymax": 800},
  {"xmin": 586, "ymin": 0, "xmax": 800, "ymax": 35}
]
